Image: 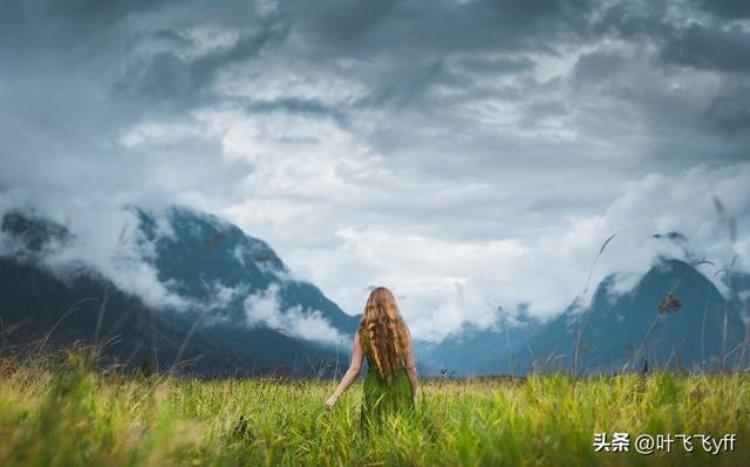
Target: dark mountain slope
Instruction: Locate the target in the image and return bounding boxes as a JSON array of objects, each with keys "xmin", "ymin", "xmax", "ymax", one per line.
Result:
[
  {"xmin": 423, "ymin": 258, "xmax": 748, "ymax": 375},
  {"xmin": 0, "ymin": 207, "xmax": 360, "ymax": 376}
]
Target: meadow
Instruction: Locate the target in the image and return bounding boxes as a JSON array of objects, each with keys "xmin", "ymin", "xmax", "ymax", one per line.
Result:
[{"xmin": 0, "ymin": 352, "xmax": 748, "ymax": 466}]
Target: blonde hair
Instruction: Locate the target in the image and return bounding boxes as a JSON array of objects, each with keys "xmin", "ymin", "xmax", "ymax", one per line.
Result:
[{"xmin": 358, "ymin": 286, "xmax": 410, "ymax": 384}]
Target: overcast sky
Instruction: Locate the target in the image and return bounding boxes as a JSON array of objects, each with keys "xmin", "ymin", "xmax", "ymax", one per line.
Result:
[{"xmin": 1, "ymin": 0, "xmax": 749, "ymax": 341}]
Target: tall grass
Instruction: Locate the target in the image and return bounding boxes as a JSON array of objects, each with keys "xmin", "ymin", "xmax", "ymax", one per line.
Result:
[{"xmin": 1, "ymin": 352, "xmax": 748, "ymax": 466}]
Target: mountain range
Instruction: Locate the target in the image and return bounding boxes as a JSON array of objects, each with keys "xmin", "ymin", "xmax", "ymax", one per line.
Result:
[
  {"xmin": 1, "ymin": 204, "xmax": 747, "ymax": 377},
  {"xmin": 421, "ymin": 257, "xmax": 749, "ymax": 376},
  {"xmin": 0, "ymin": 205, "xmax": 359, "ymax": 377}
]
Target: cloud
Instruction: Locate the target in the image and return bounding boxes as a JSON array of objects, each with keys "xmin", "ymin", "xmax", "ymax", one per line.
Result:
[
  {"xmin": 0, "ymin": 195, "xmax": 189, "ymax": 310},
  {"xmin": 695, "ymin": 0, "xmax": 750, "ymax": 19},
  {"xmin": 1, "ymin": 0, "xmax": 749, "ymax": 344},
  {"xmin": 282, "ymin": 162, "xmax": 750, "ymax": 342},
  {"xmin": 660, "ymin": 22, "xmax": 750, "ymax": 72},
  {"xmin": 119, "ymin": 19, "xmax": 290, "ymax": 103},
  {"xmin": 243, "ymin": 283, "xmax": 345, "ymax": 344}
]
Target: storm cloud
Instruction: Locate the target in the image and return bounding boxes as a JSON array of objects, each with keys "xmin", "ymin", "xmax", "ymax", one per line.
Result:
[{"xmin": 1, "ymin": 0, "xmax": 749, "ymax": 341}]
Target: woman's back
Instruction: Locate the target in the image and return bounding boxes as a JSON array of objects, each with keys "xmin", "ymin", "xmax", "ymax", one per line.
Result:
[
  {"xmin": 324, "ymin": 287, "xmax": 419, "ymax": 431},
  {"xmin": 359, "ymin": 327, "xmax": 415, "ymax": 430}
]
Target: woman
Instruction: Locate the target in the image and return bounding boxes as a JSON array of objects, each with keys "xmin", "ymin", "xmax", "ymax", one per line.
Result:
[{"xmin": 324, "ymin": 286, "xmax": 419, "ymax": 429}]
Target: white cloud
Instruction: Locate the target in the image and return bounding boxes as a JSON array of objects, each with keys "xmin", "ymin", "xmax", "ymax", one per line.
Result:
[
  {"xmin": 243, "ymin": 283, "xmax": 345, "ymax": 345},
  {"xmin": 0, "ymin": 193, "xmax": 189, "ymax": 310},
  {"xmin": 234, "ymin": 162, "xmax": 750, "ymax": 342}
]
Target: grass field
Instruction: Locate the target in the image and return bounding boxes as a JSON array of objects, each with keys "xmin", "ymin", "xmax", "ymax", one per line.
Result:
[{"xmin": 0, "ymin": 353, "xmax": 748, "ymax": 466}]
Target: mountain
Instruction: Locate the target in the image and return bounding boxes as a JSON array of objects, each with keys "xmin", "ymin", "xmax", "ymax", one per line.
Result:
[
  {"xmin": 3, "ymin": 205, "xmax": 747, "ymax": 377},
  {"xmin": 0, "ymin": 206, "xmax": 361, "ymax": 377},
  {"xmin": 133, "ymin": 205, "xmax": 360, "ymax": 334},
  {"xmin": 415, "ymin": 312, "xmax": 538, "ymax": 377},
  {"xmin": 423, "ymin": 257, "xmax": 749, "ymax": 376}
]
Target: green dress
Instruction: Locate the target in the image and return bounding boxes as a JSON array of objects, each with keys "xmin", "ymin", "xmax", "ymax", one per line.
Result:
[{"xmin": 359, "ymin": 331, "xmax": 415, "ymax": 431}]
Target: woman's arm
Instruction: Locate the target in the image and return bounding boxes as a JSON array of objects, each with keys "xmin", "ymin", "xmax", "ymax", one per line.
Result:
[
  {"xmin": 404, "ymin": 329, "xmax": 420, "ymax": 403},
  {"xmin": 324, "ymin": 332, "xmax": 364, "ymax": 410}
]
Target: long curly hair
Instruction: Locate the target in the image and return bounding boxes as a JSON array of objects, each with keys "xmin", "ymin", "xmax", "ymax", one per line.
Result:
[{"xmin": 358, "ymin": 286, "xmax": 410, "ymax": 384}]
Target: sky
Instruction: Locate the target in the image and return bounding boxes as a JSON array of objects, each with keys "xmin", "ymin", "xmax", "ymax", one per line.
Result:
[{"xmin": 1, "ymin": 0, "xmax": 749, "ymax": 342}]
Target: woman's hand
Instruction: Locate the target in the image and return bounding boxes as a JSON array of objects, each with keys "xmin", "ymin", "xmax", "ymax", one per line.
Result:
[{"xmin": 324, "ymin": 394, "xmax": 338, "ymax": 410}]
